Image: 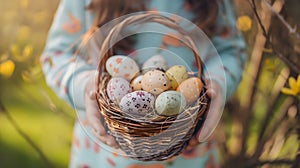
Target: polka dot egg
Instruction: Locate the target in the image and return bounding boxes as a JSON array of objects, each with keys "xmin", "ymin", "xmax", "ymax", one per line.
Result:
[
  {"xmin": 141, "ymin": 70, "xmax": 170, "ymax": 95},
  {"xmin": 130, "ymin": 75, "xmax": 144, "ymax": 91},
  {"xmin": 176, "ymin": 77, "xmax": 203, "ymax": 104}
]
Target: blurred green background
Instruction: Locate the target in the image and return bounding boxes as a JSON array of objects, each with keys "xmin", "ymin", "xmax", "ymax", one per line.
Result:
[
  {"xmin": 0, "ymin": 0, "xmax": 75, "ymax": 167},
  {"xmin": 1, "ymin": 0, "xmax": 299, "ymax": 168}
]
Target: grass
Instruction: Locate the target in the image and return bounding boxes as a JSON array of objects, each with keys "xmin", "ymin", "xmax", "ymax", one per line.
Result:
[{"xmin": 0, "ymin": 79, "xmax": 75, "ymax": 168}]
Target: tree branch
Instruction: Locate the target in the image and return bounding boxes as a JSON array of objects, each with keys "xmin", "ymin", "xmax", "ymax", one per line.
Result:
[
  {"xmin": 263, "ymin": 0, "xmax": 300, "ymax": 41},
  {"xmin": 249, "ymin": 0, "xmax": 270, "ymax": 40},
  {"xmin": 248, "ymin": 159, "xmax": 293, "ymax": 167},
  {"xmin": 249, "ymin": 0, "xmax": 300, "ymax": 74}
]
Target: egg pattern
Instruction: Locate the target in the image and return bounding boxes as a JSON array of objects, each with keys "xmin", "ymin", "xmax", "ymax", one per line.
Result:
[
  {"xmin": 106, "ymin": 55, "xmax": 140, "ymax": 81},
  {"xmin": 166, "ymin": 65, "xmax": 189, "ymax": 90},
  {"xmin": 141, "ymin": 70, "xmax": 170, "ymax": 95},
  {"xmin": 106, "ymin": 77, "xmax": 132, "ymax": 104},
  {"xmin": 142, "ymin": 55, "xmax": 168, "ymax": 73},
  {"xmin": 155, "ymin": 91, "xmax": 187, "ymax": 116},
  {"xmin": 119, "ymin": 91, "xmax": 155, "ymax": 114},
  {"xmin": 177, "ymin": 77, "xmax": 203, "ymax": 104},
  {"xmin": 130, "ymin": 75, "xmax": 144, "ymax": 91}
]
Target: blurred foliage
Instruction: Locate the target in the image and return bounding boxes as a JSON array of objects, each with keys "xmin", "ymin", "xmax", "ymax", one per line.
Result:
[
  {"xmin": 217, "ymin": 0, "xmax": 300, "ymax": 167},
  {"xmin": 0, "ymin": 0, "xmax": 76, "ymax": 168},
  {"xmin": 0, "ymin": 0, "xmax": 300, "ymax": 168}
]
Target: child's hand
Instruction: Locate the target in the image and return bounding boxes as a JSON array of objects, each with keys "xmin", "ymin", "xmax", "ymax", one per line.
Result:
[
  {"xmin": 185, "ymin": 79, "xmax": 224, "ymax": 149},
  {"xmin": 85, "ymin": 74, "xmax": 119, "ymax": 148}
]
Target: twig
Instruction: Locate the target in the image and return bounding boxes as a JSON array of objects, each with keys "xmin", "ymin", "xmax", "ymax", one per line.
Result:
[
  {"xmin": 250, "ymin": 0, "xmax": 300, "ymax": 74},
  {"xmin": 13, "ymin": 82, "xmax": 74, "ymax": 123},
  {"xmin": 253, "ymin": 94, "xmax": 293, "ymax": 159},
  {"xmin": 263, "ymin": 0, "xmax": 300, "ymax": 41},
  {"xmin": 249, "ymin": 0, "xmax": 270, "ymax": 39},
  {"xmin": 0, "ymin": 101, "xmax": 54, "ymax": 168},
  {"xmin": 272, "ymin": 47, "xmax": 300, "ymax": 74}
]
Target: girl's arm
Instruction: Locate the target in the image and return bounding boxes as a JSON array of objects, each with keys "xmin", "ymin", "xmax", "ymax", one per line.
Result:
[
  {"xmin": 205, "ymin": 0, "xmax": 247, "ymax": 101},
  {"xmin": 40, "ymin": 0, "xmax": 95, "ymax": 109},
  {"xmin": 197, "ymin": 0, "xmax": 247, "ymax": 142}
]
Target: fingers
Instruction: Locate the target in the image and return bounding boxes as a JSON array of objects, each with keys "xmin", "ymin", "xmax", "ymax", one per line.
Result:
[
  {"xmin": 86, "ymin": 95, "xmax": 106, "ymax": 136},
  {"xmin": 92, "ymin": 129, "xmax": 119, "ymax": 148},
  {"xmin": 85, "ymin": 88, "xmax": 119, "ymax": 148},
  {"xmin": 205, "ymin": 79, "xmax": 218, "ymax": 98},
  {"xmin": 86, "ymin": 98, "xmax": 119, "ymax": 148}
]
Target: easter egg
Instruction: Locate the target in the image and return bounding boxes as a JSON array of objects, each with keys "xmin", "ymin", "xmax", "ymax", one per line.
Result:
[
  {"xmin": 166, "ymin": 65, "xmax": 189, "ymax": 90},
  {"xmin": 130, "ymin": 75, "xmax": 144, "ymax": 91},
  {"xmin": 141, "ymin": 70, "xmax": 170, "ymax": 95},
  {"xmin": 119, "ymin": 91, "xmax": 155, "ymax": 114},
  {"xmin": 106, "ymin": 55, "xmax": 139, "ymax": 81},
  {"xmin": 142, "ymin": 55, "xmax": 168, "ymax": 73},
  {"xmin": 106, "ymin": 77, "xmax": 132, "ymax": 104},
  {"xmin": 155, "ymin": 91, "xmax": 187, "ymax": 116},
  {"xmin": 177, "ymin": 77, "xmax": 203, "ymax": 104}
]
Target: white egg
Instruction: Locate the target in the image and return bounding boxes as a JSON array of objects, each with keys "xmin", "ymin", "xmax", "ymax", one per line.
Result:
[
  {"xmin": 106, "ymin": 77, "xmax": 132, "ymax": 104},
  {"xmin": 142, "ymin": 55, "xmax": 168, "ymax": 73},
  {"xmin": 106, "ymin": 55, "xmax": 140, "ymax": 81}
]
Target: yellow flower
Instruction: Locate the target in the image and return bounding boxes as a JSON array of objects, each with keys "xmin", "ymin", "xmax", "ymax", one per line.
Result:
[
  {"xmin": 236, "ymin": 15, "xmax": 252, "ymax": 32},
  {"xmin": 10, "ymin": 44, "xmax": 21, "ymax": 58},
  {"xmin": 0, "ymin": 60, "xmax": 15, "ymax": 78},
  {"xmin": 22, "ymin": 45, "xmax": 33, "ymax": 59},
  {"xmin": 281, "ymin": 75, "xmax": 300, "ymax": 96},
  {"xmin": 10, "ymin": 44, "xmax": 33, "ymax": 62}
]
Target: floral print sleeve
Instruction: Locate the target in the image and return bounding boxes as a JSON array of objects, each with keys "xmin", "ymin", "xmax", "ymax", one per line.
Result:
[{"xmin": 40, "ymin": 0, "xmax": 94, "ymax": 109}]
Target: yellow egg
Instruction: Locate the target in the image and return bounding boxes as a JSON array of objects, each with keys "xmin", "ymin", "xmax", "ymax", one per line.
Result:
[
  {"xmin": 176, "ymin": 77, "xmax": 203, "ymax": 104},
  {"xmin": 141, "ymin": 70, "xmax": 170, "ymax": 95},
  {"xmin": 166, "ymin": 65, "xmax": 189, "ymax": 90}
]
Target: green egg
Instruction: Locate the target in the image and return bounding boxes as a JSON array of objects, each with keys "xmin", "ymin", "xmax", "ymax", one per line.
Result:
[{"xmin": 155, "ymin": 91, "xmax": 187, "ymax": 116}]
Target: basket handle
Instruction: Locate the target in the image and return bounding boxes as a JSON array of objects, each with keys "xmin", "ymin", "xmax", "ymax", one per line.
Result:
[{"xmin": 97, "ymin": 12, "xmax": 203, "ymax": 81}]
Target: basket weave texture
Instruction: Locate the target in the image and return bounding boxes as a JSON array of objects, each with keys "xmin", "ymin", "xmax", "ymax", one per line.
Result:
[{"xmin": 96, "ymin": 13, "xmax": 210, "ymax": 161}]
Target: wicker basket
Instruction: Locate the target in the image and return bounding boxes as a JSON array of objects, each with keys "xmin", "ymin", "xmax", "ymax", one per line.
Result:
[{"xmin": 96, "ymin": 13, "xmax": 210, "ymax": 161}]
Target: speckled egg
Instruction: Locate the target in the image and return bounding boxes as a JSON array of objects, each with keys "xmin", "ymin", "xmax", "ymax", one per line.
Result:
[
  {"xmin": 106, "ymin": 55, "xmax": 139, "ymax": 81},
  {"xmin": 130, "ymin": 75, "xmax": 144, "ymax": 91},
  {"xmin": 155, "ymin": 91, "xmax": 187, "ymax": 116},
  {"xmin": 142, "ymin": 55, "xmax": 168, "ymax": 73},
  {"xmin": 119, "ymin": 91, "xmax": 155, "ymax": 114},
  {"xmin": 141, "ymin": 70, "xmax": 170, "ymax": 95},
  {"xmin": 177, "ymin": 77, "xmax": 203, "ymax": 104},
  {"xmin": 166, "ymin": 65, "xmax": 189, "ymax": 90},
  {"xmin": 106, "ymin": 77, "xmax": 132, "ymax": 104}
]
